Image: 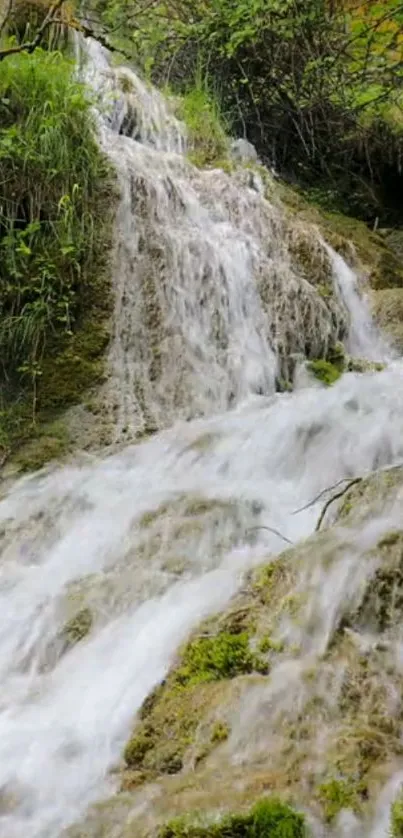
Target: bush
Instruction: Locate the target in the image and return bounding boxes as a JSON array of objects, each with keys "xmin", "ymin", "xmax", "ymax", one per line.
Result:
[{"xmin": 174, "ymin": 632, "xmax": 268, "ymax": 686}]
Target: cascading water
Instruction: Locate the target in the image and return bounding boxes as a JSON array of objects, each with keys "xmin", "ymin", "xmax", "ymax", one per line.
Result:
[{"xmin": 1, "ymin": 37, "xmax": 402, "ymax": 838}]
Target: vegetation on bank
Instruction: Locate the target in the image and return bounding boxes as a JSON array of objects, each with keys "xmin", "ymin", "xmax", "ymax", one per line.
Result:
[
  {"xmin": 159, "ymin": 798, "xmax": 307, "ymax": 838},
  {"xmin": 87, "ymin": 0, "xmax": 403, "ymax": 226},
  {"xmin": 0, "ymin": 35, "xmax": 115, "ymax": 469}
]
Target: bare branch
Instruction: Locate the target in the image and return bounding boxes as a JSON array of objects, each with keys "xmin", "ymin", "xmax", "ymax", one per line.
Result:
[
  {"xmin": 247, "ymin": 525, "xmax": 293, "ymax": 546},
  {"xmin": 292, "ymin": 478, "xmax": 357, "ymax": 515},
  {"xmin": 316, "ymin": 477, "xmax": 363, "ymax": 532}
]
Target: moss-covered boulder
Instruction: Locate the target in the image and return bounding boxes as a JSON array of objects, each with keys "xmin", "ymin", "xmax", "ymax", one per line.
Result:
[{"xmin": 123, "ymin": 628, "xmax": 269, "ymax": 784}]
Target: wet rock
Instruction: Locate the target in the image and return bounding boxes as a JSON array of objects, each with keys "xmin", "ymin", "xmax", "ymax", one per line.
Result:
[{"xmin": 230, "ymin": 138, "xmax": 258, "ymax": 164}]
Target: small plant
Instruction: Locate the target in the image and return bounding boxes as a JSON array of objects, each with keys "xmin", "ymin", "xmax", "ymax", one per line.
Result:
[
  {"xmin": 317, "ymin": 777, "xmax": 361, "ymax": 823},
  {"xmin": 175, "ymin": 631, "xmax": 268, "ymax": 686},
  {"xmin": 210, "ymin": 721, "xmax": 229, "ymax": 743},
  {"xmin": 390, "ymin": 789, "xmax": 403, "ymax": 837},
  {"xmin": 258, "ymin": 634, "xmax": 284, "ymax": 654}
]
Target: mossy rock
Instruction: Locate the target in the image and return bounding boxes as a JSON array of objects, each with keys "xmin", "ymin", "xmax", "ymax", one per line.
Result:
[
  {"xmin": 286, "ymin": 223, "xmax": 333, "ymax": 288},
  {"xmin": 336, "ymin": 466, "xmax": 403, "ymax": 524},
  {"xmin": 123, "ymin": 679, "xmax": 232, "ymax": 779},
  {"xmin": 345, "ymin": 530, "xmax": 403, "ymax": 633},
  {"xmin": 371, "ymin": 288, "xmax": 403, "ymax": 351},
  {"xmin": 307, "ymin": 359, "xmax": 342, "ymax": 386},
  {"xmin": 123, "ymin": 629, "xmax": 268, "ymax": 782},
  {"xmin": 274, "ymin": 179, "xmax": 403, "ymax": 291}
]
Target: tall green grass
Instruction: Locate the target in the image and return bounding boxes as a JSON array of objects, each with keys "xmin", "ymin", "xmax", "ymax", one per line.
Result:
[
  {"xmin": 0, "ymin": 47, "xmax": 114, "ymax": 461},
  {"xmin": 0, "ymin": 48, "xmax": 111, "ymax": 383}
]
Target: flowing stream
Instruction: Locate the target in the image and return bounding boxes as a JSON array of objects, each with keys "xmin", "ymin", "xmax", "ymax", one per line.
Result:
[{"xmin": 0, "ymin": 39, "xmax": 403, "ymax": 838}]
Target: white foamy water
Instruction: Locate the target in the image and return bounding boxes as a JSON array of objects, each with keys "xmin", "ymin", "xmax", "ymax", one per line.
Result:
[{"xmin": 0, "ymin": 37, "xmax": 401, "ymax": 838}]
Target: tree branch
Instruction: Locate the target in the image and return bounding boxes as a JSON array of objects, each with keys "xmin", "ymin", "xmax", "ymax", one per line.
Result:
[{"xmin": 247, "ymin": 525, "xmax": 293, "ymax": 545}]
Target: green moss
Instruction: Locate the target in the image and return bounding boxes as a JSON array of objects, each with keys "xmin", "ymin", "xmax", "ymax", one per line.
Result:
[
  {"xmin": 347, "ymin": 358, "xmax": 385, "ymax": 373},
  {"xmin": 316, "ymin": 778, "xmax": 362, "ymax": 822},
  {"xmin": 372, "ymin": 249, "xmax": 403, "ymax": 290},
  {"xmin": 159, "ymin": 798, "xmax": 307, "ymax": 838},
  {"xmin": 13, "ymin": 420, "xmax": 70, "ymax": 472},
  {"xmin": 327, "ymin": 342, "xmax": 346, "ymax": 372},
  {"xmin": 123, "ymin": 628, "xmax": 267, "ymax": 780},
  {"xmin": 123, "ymin": 680, "xmax": 223, "ymax": 776},
  {"xmin": 175, "ymin": 631, "xmax": 268, "ymax": 687},
  {"xmin": 307, "ymin": 359, "xmax": 342, "ymax": 386},
  {"xmin": 391, "ymin": 791, "xmax": 403, "ymax": 837}
]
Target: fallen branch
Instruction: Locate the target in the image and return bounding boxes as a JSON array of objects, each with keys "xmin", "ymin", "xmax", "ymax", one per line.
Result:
[
  {"xmin": 316, "ymin": 477, "xmax": 362, "ymax": 531},
  {"xmin": 247, "ymin": 525, "xmax": 293, "ymax": 545},
  {"xmin": 292, "ymin": 477, "xmax": 357, "ymax": 515}
]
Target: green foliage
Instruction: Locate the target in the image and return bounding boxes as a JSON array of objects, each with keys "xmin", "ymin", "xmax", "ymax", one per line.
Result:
[
  {"xmin": 159, "ymin": 797, "xmax": 307, "ymax": 838},
  {"xmin": 307, "ymin": 359, "xmax": 342, "ymax": 386},
  {"xmin": 391, "ymin": 790, "xmax": 403, "ymax": 837},
  {"xmin": 317, "ymin": 778, "xmax": 361, "ymax": 823},
  {"xmin": 175, "ymin": 631, "xmax": 268, "ymax": 686},
  {"xmin": 0, "ymin": 47, "xmax": 114, "ymax": 461},
  {"xmin": 96, "ymin": 0, "xmax": 403, "ymax": 223}
]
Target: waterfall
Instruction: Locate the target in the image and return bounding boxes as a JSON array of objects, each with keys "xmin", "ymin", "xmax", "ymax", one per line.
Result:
[{"xmin": 0, "ymin": 38, "xmax": 402, "ymax": 838}]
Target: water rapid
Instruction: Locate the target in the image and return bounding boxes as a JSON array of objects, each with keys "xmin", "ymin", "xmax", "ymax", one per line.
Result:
[{"xmin": 0, "ymin": 38, "xmax": 402, "ymax": 838}]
